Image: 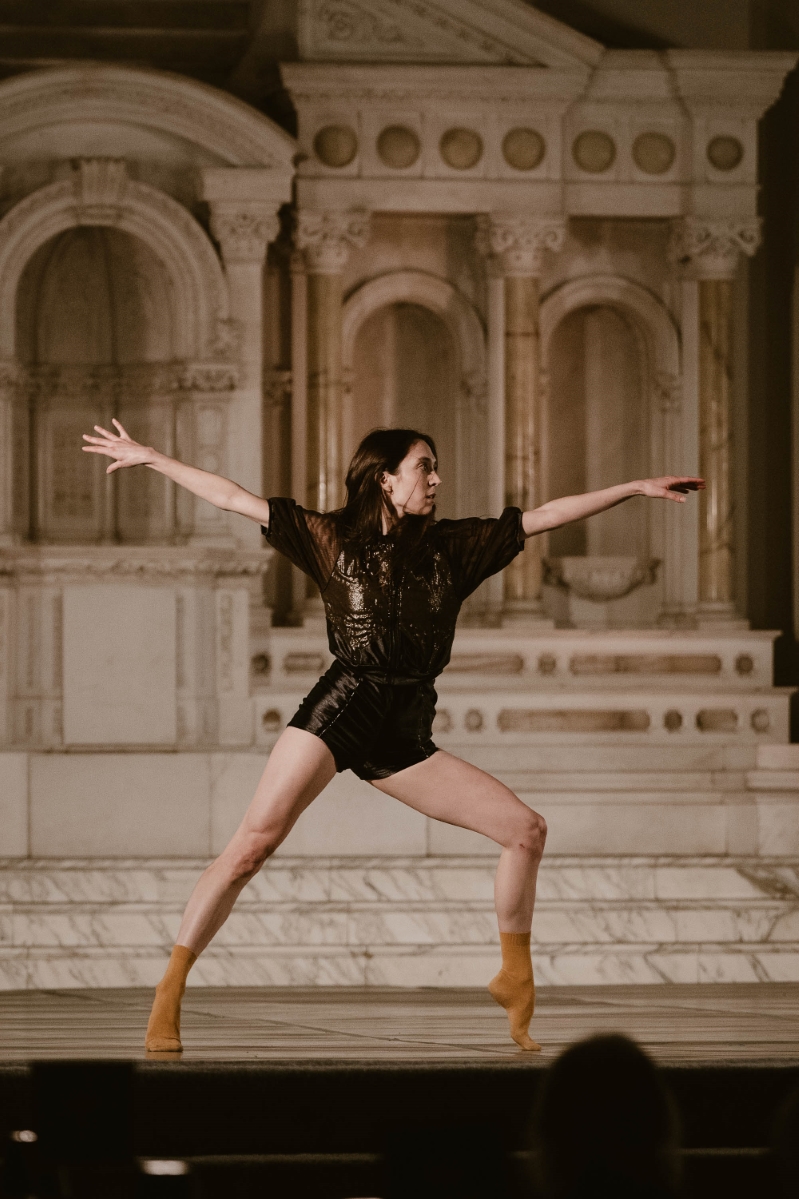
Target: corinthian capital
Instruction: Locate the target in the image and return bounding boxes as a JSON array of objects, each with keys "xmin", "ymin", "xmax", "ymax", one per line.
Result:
[
  {"xmin": 475, "ymin": 213, "xmax": 567, "ymax": 277},
  {"xmin": 295, "ymin": 208, "xmax": 371, "ymax": 273},
  {"xmin": 209, "ymin": 203, "xmax": 279, "ymax": 264},
  {"xmin": 669, "ymin": 216, "xmax": 762, "ymax": 280}
]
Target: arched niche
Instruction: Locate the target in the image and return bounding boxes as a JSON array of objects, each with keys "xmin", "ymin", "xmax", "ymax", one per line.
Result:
[
  {"xmin": 0, "ymin": 164, "xmax": 228, "ymax": 362},
  {"xmin": 343, "ymin": 271, "xmax": 488, "ymax": 522},
  {"xmin": 16, "ymin": 224, "xmax": 181, "ymax": 544},
  {"xmin": 5, "ymin": 161, "xmax": 234, "ymax": 545},
  {"xmin": 540, "ymin": 275, "xmax": 683, "ymax": 623}
]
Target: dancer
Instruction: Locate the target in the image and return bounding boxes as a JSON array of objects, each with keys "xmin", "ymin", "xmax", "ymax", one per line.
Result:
[{"xmin": 82, "ymin": 420, "xmax": 702, "ymax": 1052}]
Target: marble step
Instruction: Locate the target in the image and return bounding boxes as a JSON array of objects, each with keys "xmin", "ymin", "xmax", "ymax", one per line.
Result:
[
  {"xmin": 0, "ymin": 940, "xmax": 797, "ymax": 990},
  {"xmin": 1, "ymin": 856, "xmax": 797, "ymax": 904},
  {"xmin": 0, "ymin": 856, "xmax": 796, "ymax": 988},
  {"xmin": 1, "ymin": 897, "xmax": 797, "ymax": 949}
]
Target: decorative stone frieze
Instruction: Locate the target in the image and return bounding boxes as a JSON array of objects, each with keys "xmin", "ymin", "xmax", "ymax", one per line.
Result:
[
  {"xmin": 475, "ymin": 214, "xmax": 567, "ymax": 276},
  {"xmin": 295, "ymin": 208, "xmax": 371, "ymax": 273},
  {"xmin": 209, "ymin": 205, "xmax": 280, "ymax": 265},
  {"xmin": 15, "ymin": 362, "xmax": 238, "ymax": 404},
  {"xmin": 0, "ymin": 547, "xmax": 271, "ymax": 581},
  {"xmin": 669, "ymin": 216, "xmax": 762, "ymax": 279}
]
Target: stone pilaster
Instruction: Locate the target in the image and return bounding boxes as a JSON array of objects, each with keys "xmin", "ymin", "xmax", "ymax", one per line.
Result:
[
  {"xmin": 200, "ymin": 169, "xmax": 285, "ymax": 548},
  {"xmin": 295, "ymin": 209, "xmax": 370, "ymax": 515},
  {"xmin": 670, "ymin": 217, "xmax": 761, "ymax": 623},
  {"xmin": 475, "ymin": 214, "xmax": 566, "ymax": 625}
]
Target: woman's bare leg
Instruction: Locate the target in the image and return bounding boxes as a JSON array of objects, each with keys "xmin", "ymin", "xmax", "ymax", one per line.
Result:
[
  {"xmin": 145, "ymin": 728, "xmax": 336, "ymax": 1051},
  {"xmin": 371, "ymin": 750, "xmax": 546, "ymax": 1050},
  {"xmin": 176, "ymin": 728, "xmax": 336, "ymax": 953}
]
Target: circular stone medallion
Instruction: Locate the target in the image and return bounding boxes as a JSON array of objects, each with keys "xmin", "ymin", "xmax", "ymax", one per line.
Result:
[
  {"xmin": 440, "ymin": 127, "xmax": 483, "ymax": 170},
  {"xmin": 706, "ymin": 135, "xmax": 744, "ymax": 171},
  {"xmin": 632, "ymin": 131, "xmax": 676, "ymax": 174},
  {"xmin": 502, "ymin": 127, "xmax": 545, "ymax": 171},
  {"xmin": 313, "ymin": 124, "xmax": 358, "ymax": 168},
  {"xmin": 377, "ymin": 125, "xmax": 420, "ymax": 169},
  {"xmin": 572, "ymin": 130, "xmax": 616, "ymax": 173}
]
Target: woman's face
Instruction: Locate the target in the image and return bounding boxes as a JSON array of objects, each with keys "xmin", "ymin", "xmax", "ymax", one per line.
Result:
[{"xmin": 382, "ymin": 440, "xmax": 441, "ymax": 519}]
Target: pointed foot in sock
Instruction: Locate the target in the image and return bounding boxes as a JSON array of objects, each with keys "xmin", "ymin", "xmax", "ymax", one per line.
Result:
[
  {"xmin": 144, "ymin": 1034, "xmax": 183, "ymax": 1053},
  {"xmin": 513, "ymin": 1031, "xmax": 542, "ymax": 1052},
  {"xmin": 488, "ymin": 969, "xmax": 537, "ymax": 1051}
]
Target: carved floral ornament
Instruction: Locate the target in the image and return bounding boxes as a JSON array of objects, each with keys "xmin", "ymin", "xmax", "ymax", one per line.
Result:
[
  {"xmin": 295, "ymin": 208, "xmax": 371, "ymax": 273},
  {"xmin": 209, "ymin": 204, "xmax": 280, "ymax": 264},
  {"xmin": 668, "ymin": 216, "xmax": 762, "ymax": 279},
  {"xmin": 474, "ymin": 214, "xmax": 567, "ymax": 276}
]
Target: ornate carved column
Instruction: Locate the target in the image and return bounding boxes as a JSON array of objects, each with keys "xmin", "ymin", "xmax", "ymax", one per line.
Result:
[
  {"xmin": 670, "ymin": 217, "xmax": 761, "ymax": 623},
  {"xmin": 476, "ymin": 214, "xmax": 566, "ymax": 624},
  {"xmin": 201, "ymin": 170, "xmax": 283, "ymax": 548},
  {"xmin": 295, "ymin": 209, "xmax": 370, "ymax": 514}
]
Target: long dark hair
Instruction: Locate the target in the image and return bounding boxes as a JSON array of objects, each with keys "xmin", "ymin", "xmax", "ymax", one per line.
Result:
[{"xmin": 338, "ymin": 427, "xmax": 437, "ymax": 560}]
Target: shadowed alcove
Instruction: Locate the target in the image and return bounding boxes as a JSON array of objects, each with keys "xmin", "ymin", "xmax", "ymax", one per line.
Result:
[
  {"xmin": 547, "ymin": 303, "xmax": 648, "ymax": 559},
  {"xmin": 15, "ymin": 226, "xmax": 176, "ymax": 544}
]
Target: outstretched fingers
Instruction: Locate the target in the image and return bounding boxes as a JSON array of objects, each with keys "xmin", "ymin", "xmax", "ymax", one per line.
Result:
[{"xmin": 112, "ymin": 418, "xmax": 132, "ymax": 440}]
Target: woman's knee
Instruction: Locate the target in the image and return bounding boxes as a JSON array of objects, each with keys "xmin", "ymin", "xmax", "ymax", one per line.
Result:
[
  {"xmin": 222, "ymin": 829, "xmax": 278, "ymax": 884},
  {"xmin": 513, "ymin": 807, "xmax": 547, "ymax": 857}
]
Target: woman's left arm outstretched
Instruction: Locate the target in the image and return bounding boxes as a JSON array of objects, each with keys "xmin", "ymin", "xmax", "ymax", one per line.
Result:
[{"xmin": 521, "ymin": 476, "xmax": 704, "ymax": 539}]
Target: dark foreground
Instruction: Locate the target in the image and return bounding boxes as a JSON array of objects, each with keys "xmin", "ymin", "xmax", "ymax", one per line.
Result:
[{"xmin": 0, "ymin": 984, "xmax": 797, "ymax": 1198}]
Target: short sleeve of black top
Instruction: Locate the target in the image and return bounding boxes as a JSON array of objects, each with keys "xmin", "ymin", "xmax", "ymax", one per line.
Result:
[
  {"xmin": 261, "ymin": 497, "xmax": 341, "ymax": 591},
  {"xmin": 433, "ymin": 506, "xmax": 526, "ymax": 600}
]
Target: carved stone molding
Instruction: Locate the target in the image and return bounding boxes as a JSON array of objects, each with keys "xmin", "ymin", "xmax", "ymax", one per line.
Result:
[
  {"xmin": 0, "ymin": 65, "xmax": 296, "ymax": 170},
  {"xmin": 295, "ymin": 208, "xmax": 371, "ymax": 273},
  {"xmin": 669, "ymin": 216, "xmax": 762, "ymax": 279},
  {"xmin": 0, "ymin": 547, "xmax": 272, "ymax": 581},
  {"xmin": 16, "ymin": 362, "xmax": 238, "ymax": 403},
  {"xmin": 73, "ymin": 157, "xmax": 128, "ymax": 224},
  {"xmin": 475, "ymin": 213, "xmax": 567, "ymax": 276},
  {"xmin": 209, "ymin": 204, "xmax": 280, "ymax": 265},
  {"xmin": 179, "ymin": 364, "xmax": 238, "ymax": 393}
]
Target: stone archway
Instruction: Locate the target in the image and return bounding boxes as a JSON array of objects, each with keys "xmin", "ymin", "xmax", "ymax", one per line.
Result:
[{"xmin": 0, "ymin": 161, "xmax": 229, "ymax": 362}]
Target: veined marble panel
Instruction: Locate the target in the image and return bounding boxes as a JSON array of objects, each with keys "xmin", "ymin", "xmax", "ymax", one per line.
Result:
[{"xmin": 0, "ymin": 857, "xmax": 797, "ymax": 988}]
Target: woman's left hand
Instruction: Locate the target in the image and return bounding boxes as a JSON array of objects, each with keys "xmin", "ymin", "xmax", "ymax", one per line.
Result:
[{"xmin": 638, "ymin": 476, "xmax": 705, "ymax": 503}]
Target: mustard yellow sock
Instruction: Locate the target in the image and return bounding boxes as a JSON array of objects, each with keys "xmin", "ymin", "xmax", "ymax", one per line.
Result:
[
  {"xmin": 488, "ymin": 931, "xmax": 540, "ymax": 1052},
  {"xmin": 144, "ymin": 945, "xmax": 197, "ymax": 1052}
]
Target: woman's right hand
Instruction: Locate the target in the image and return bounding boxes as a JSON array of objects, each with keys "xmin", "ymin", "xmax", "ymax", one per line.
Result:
[{"xmin": 82, "ymin": 419, "xmax": 157, "ymax": 473}]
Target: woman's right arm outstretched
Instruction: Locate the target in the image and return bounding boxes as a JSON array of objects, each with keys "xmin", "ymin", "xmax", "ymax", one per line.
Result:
[{"xmin": 82, "ymin": 419, "xmax": 270, "ymax": 526}]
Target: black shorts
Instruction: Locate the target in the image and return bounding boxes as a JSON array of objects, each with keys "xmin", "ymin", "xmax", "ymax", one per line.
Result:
[{"xmin": 288, "ymin": 660, "xmax": 439, "ymax": 781}]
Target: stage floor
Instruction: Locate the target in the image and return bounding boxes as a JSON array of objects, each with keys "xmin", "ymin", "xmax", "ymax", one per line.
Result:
[{"xmin": 0, "ymin": 983, "xmax": 798, "ymax": 1064}]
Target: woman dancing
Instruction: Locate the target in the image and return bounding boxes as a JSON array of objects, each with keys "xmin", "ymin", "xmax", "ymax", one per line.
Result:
[{"xmin": 82, "ymin": 420, "xmax": 702, "ymax": 1052}]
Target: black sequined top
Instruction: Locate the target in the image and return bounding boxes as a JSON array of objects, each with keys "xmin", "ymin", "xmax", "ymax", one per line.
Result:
[{"xmin": 263, "ymin": 499, "xmax": 525, "ymax": 683}]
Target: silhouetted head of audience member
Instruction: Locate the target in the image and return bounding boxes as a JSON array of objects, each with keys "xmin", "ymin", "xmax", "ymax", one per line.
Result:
[{"xmin": 531, "ymin": 1033, "xmax": 681, "ymax": 1199}]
